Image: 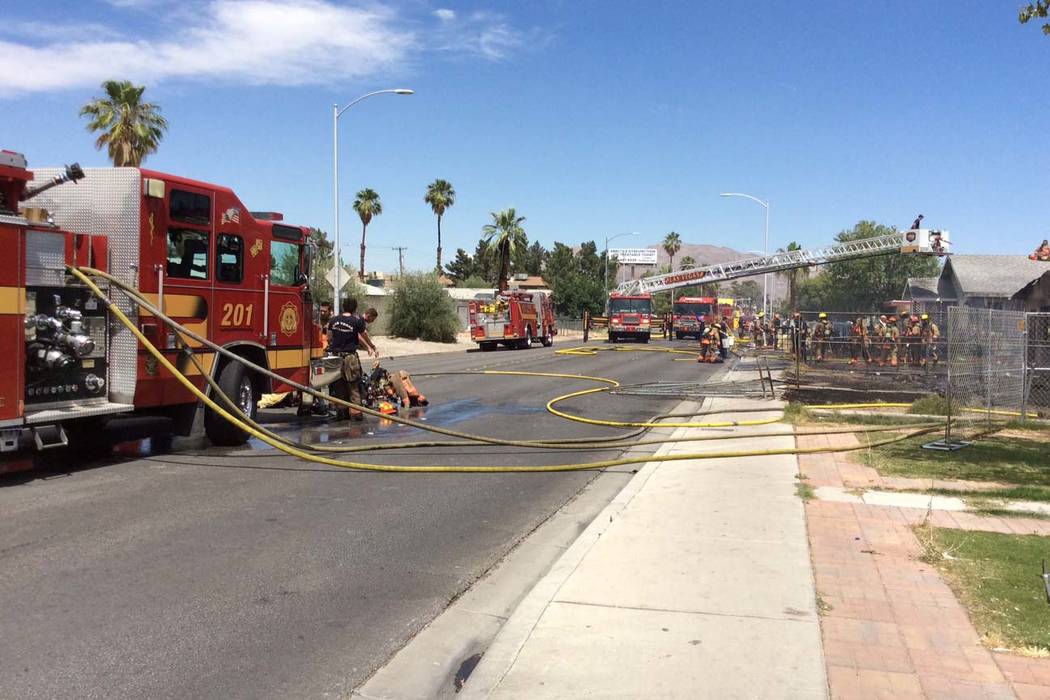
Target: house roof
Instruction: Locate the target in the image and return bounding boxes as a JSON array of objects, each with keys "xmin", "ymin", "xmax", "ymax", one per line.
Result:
[
  {"xmin": 1012, "ymin": 270, "xmax": 1050, "ymax": 300},
  {"xmin": 904, "ymin": 276, "xmax": 940, "ymax": 300},
  {"xmin": 945, "ymin": 255, "xmax": 1050, "ymax": 297}
]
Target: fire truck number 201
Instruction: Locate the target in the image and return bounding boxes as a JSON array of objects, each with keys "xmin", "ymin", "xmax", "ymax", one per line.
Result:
[{"xmin": 220, "ymin": 303, "xmax": 254, "ymax": 328}]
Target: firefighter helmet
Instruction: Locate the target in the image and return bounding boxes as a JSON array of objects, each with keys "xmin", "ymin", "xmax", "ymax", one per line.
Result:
[
  {"xmin": 818, "ymin": 312, "xmax": 827, "ymax": 319},
  {"xmin": 921, "ymin": 314, "xmax": 929, "ymax": 320}
]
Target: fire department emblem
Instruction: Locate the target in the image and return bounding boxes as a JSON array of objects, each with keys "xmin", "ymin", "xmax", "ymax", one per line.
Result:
[
  {"xmin": 905, "ymin": 231, "xmax": 916, "ymax": 243},
  {"xmin": 279, "ymin": 302, "xmax": 299, "ymax": 336},
  {"xmin": 250, "ymin": 239, "xmax": 263, "ymax": 258}
]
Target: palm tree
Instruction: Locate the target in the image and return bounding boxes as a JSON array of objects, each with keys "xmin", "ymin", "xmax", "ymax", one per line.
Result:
[
  {"xmin": 679, "ymin": 255, "xmax": 696, "ymax": 270},
  {"xmin": 482, "ymin": 208, "xmax": 527, "ymax": 292},
  {"xmin": 662, "ymin": 231, "xmax": 682, "ymax": 271},
  {"xmin": 79, "ymin": 80, "xmax": 168, "ymax": 167},
  {"xmin": 776, "ymin": 241, "xmax": 803, "ymax": 311},
  {"xmin": 424, "ymin": 179, "xmax": 456, "ymax": 272},
  {"xmin": 353, "ymin": 188, "xmax": 382, "ymax": 280}
]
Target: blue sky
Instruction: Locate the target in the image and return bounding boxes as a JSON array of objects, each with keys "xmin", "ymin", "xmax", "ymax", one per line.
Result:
[{"xmin": 3, "ymin": 1, "xmax": 1048, "ymax": 274}]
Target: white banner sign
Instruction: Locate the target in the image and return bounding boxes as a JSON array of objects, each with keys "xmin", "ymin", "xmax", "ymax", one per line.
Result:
[{"xmin": 609, "ymin": 248, "xmax": 658, "ymax": 265}]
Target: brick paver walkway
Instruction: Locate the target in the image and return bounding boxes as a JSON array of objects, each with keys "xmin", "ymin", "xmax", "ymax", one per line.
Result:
[{"xmin": 798, "ymin": 434, "xmax": 1050, "ymax": 699}]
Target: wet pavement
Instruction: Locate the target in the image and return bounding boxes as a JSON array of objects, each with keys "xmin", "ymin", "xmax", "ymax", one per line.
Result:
[{"xmin": 0, "ymin": 339, "xmax": 720, "ymax": 700}]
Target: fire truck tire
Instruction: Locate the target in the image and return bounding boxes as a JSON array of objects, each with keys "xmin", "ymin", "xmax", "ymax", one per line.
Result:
[
  {"xmin": 641, "ymin": 333, "xmax": 651, "ymax": 344},
  {"xmin": 521, "ymin": 327, "xmax": 533, "ymax": 349},
  {"xmin": 205, "ymin": 361, "xmax": 258, "ymax": 446},
  {"xmin": 675, "ymin": 331, "xmax": 683, "ymax": 340},
  {"xmin": 480, "ymin": 341, "xmax": 497, "ymax": 352},
  {"xmin": 541, "ymin": 327, "xmax": 554, "ymax": 347}
]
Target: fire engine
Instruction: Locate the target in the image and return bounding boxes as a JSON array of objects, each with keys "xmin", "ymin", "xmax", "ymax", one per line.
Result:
[
  {"xmin": 468, "ymin": 290, "xmax": 556, "ymax": 351},
  {"xmin": 671, "ymin": 296, "xmax": 716, "ymax": 339},
  {"xmin": 0, "ymin": 150, "xmax": 320, "ymax": 453},
  {"xmin": 607, "ymin": 292, "xmax": 652, "ymax": 343}
]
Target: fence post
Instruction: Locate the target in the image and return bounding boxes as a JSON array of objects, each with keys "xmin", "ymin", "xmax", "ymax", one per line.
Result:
[
  {"xmin": 1022, "ymin": 312, "xmax": 1029, "ymax": 422},
  {"xmin": 583, "ymin": 310, "xmax": 590, "ymax": 343}
]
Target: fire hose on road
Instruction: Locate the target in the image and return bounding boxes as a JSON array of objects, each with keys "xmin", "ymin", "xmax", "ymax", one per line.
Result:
[{"xmin": 67, "ymin": 265, "xmax": 990, "ymax": 473}]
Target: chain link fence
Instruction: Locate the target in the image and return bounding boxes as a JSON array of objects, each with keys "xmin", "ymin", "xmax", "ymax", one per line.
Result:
[{"xmin": 1024, "ymin": 312, "xmax": 1050, "ymax": 416}]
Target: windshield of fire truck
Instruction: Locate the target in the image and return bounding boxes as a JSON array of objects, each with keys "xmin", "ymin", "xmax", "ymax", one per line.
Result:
[
  {"xmin": 609, "ymin": 298, "xmax": 652, "ymax": 315},
  {"xmin": 673, "ymin": 301, "xmax": 712, "ymax": 318}
]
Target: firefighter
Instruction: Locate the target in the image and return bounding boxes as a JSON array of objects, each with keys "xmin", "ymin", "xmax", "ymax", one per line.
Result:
[
  {"xmin": 813, "ymin": 313, "xmax": 832, "ymax": 362},
  {"xmin": 906, "ymin": 315, "xmax": 923, "ymax": 366},
  {"xmin": 849, "ymin": 316, "xmax": 869, "ymax": 365},
  {"xmin": 754, "ymin": 312, "xmax": 766, "ymax": 347},
  {"xmin": 698, "ymin": 318, "xmax": 722, "ymax": 363},
  {"xmin": 772, "ymin": 312, "xmax": 782, "ymax": 349},
  {"xmin": 880, "ymin": 315, "xmax": 900, "ymax": 367},
  {"xmin": 326, "ymin": 297, "xmax": 378, "ymax": 421},
  {"xmin": 920, "ymin": 313, "xmax": 940, "ymax": 366},
  {"xmin": 787, "ymin": 311, "xmax": 807, "ymax": 361},
  {"xmin": 873, "ymin": 315, "xmax": 888, "ymax": 367}
]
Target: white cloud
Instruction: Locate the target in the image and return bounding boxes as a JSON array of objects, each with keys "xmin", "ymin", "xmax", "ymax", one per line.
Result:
[
  {"xmin": 431, "ymin": 9, "xmax": 545, "ymax": 61},
  {"xmin": 0, "ymin": 0, "xmax": 416, "ymax": 95},
  {"xmin": 432, "ymin": 8, "xmax": 455, "ymax": 22}
]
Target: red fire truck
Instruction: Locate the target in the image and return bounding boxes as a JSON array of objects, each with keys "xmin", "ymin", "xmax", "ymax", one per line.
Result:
[
  {"xmin": 0, "ymin": 150, "xmax": 321, "ymax": 453},
  {"xmin": 671, "ymin": 296, "xmax": 716, "ymax": 339},
  {"xmin": 607, "ymin": 292, "xmax": 652, "ymax": 343},
  {"xmin": 468, "ymin": 291, "xmax": 556, "ymax": 351}
]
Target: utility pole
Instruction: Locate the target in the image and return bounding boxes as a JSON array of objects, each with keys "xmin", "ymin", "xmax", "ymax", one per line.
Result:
[{"xmin": 390, "ymin": 246, "xmax": 408, "ymax": 277}]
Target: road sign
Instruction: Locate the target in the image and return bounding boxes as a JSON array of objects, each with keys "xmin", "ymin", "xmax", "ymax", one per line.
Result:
[
  {"xmin": 325, "ymin": 266, "xmax": 353, "ymax": 292},
  {"xmin": 609, "ymin": 248, "xmax": 658, "ymax": 265}
]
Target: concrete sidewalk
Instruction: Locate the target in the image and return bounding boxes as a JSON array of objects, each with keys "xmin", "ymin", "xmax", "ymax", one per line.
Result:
[{"xmin": 462, "ymin": 396, "xmax": 827, "ymax": 699}]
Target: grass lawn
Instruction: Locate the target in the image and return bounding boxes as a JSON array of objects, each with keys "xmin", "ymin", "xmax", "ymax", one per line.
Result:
[
  {"xmin": 862, "ymin": 434, "xmax": 1050, "ymax": 487},
  {"xmin": 925, "ymin": 527, "xmax": 1050, "ymax": 652}
]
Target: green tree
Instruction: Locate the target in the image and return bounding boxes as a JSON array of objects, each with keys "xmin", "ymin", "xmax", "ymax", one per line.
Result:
[
  {"xmin": 662, "ymin": 231, "xmax": 682, "ymax": 271},
  {"xmin": 728, "ymin": 279, "xmax": 762, "ymax": 306},
  {"xmin": 679, "ymin": 255, "xmax": 696, "ymax": 269},
  {"xmin": 1020, "ymin": 1, "xmax": 1050, "ymax": 34},
  {"xmin": 424, "ymin": 179, "xmax": 456, "ymax": 272},
  {"xmin": 352, "ymin": 188, "xmax": 382, "ymax": 280},
  {"xmin": 542, "ymin": 242, "xmax": 615, "ymax": 317},
  {"xmin": 387, "ymin": 272, "xmax": 460, "ymax": 342},
  {"xmin": 79, "ymin": 80, "xmax": 168, "ymax": 166},
  {"xmin": 459, "ymin": 274, "xmax": 490, "ymax": 288},
  {"xmin": 798, "ymin": 221, "xmax": 940, "ymax": 312},
  {"xmin": 775, "ymin": 241, "xmax": 804, "ymax": 311},
  {"xmin": 519, "ymin": 241, "xmax": 547, "ymax": 275},
  {"xmin": 481, "ymin": 208, "xmax": 527, "ymax": 292},
  {"xmin": 444, "ymin": 248, "xmax": 476, "ymax": 283},
  {"xmin": 473, "ymin": 240, "xmax": 496, "ymax": 284}
]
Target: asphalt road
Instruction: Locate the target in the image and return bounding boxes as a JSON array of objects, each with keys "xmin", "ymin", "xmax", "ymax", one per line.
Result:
[{"xmin": 0, "ymin": 339, "xmax": 720, "ymax": 700}]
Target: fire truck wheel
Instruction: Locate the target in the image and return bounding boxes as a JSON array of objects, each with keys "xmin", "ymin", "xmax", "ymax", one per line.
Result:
[
  {"xmin": 609, "ymin": 332, "xmax": 617, "ymax": 343},
  {"xmin": 641, "ymin": 333, "xmax": 651, "ymax": 344},
  {"xmin": 675, "ymin": 331, "xmax": 683, "ymax": 340},
  {"xmin": 480, "ymin": 341, "xmax": 497, "ymax": 351},
  {"xmin": 521, "ymin": 327, "xmax": 533, "ymax": 349},
  {"xmin": 205, "ymin": 360, "xmax": 258, "ymax": 446},
  {"xmin": 541, "ymin": 328, "xmax": 554, "ymax": 347}
]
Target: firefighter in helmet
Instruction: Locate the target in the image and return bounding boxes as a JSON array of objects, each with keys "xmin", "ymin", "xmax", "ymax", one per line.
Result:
[
  {"xmin": 698, "ymin": 317, "xmax": 723, "ymax": 363},
  {"xmin": 849, "ymin": 316, "xmax": 869, "ymax": 365},
  {"xmin": 880, "ymin": 315, "xmax": 900, "ymax": 367},
  {"xmin": 920, "ymin": 313, "xmax": 940, "ymax": 367},
  {"xmin": 754, "ymin": 311, "xmax": 766, "ymax": 348},
  {"xmin": 813, "ymin": 312, "xmax": 832, "ymax": 362},
  {"xmin": 906, "ymin": 314, "xmax": 923, "ymax": 366}
]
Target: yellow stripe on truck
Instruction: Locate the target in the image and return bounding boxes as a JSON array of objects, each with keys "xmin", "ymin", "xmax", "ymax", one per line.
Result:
[
  {"xmin": 139, "ymin": 293, "xmax": 207, "ymax": 319},
  {"xmin": 267, "ymin": 348, "xmax": 311, "ymax": 370},
  {"xmin": 0, "ymin": 287, "xmax": 25, "ymax": 314}
]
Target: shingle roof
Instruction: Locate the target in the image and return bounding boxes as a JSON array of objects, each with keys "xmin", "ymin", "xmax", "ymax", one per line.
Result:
[
  {"xmin": 945, "ymin": 255, "xmax": 1050, "ymax": 297},
  {"xmin": 904, "ymin": 276, "xmax": 940, "ymax": 300}
]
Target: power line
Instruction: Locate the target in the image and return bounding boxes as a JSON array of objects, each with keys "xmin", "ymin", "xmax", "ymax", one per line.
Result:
[{"xmin": 390, "ymin": 246, "xmax": 408, "ymax": 277}]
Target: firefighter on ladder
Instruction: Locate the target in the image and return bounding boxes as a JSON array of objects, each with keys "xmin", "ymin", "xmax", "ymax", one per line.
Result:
[
  {"xmin": 849, "ymin": 316, "xmax": 870, "ymax": 365},
  {"xmin": 920, "ymin": 313, "xmax": 940, "ymax": 367},
  {"xmin": 813, "ymin": 313, "xmax": 832, "ymax": 362}
]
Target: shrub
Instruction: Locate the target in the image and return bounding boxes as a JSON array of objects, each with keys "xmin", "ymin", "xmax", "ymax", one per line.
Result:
[
  {"xmin": 910, "ymin": 395, "xmax": 951, "ymax": 415},
  {"xmin": 458, "ymin": 274, "xmax": 491, "ymax": 289},
  {"xmin": 388, "ymin": 272, "xmax": 460, "ymax": 343}
]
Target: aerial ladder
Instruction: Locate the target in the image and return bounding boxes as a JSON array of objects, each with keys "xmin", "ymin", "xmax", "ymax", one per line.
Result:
[{"xmin": 616, "ymin": 229, "xmax": 950, "ymax": 295}]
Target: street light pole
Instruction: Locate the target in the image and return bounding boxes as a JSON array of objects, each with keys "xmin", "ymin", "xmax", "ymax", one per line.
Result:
[
  {"xmin": 720, "ymin": 192, "xmax": 770, "ymax": 317},
  {"xmin": 604, "ymin": 231, "xmax": 641, "ymax": 314},
  {"xmin": 332, "ymin": 88, "xmax": 413, "ymax": 315}
]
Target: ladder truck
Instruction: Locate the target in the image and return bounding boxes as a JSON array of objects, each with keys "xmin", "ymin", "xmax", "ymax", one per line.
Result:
[{"xmin": 614, "ymin": 229, "xmax": 950, "ymax": 297}]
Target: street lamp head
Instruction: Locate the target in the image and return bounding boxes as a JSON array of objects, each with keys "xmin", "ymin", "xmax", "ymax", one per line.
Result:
[{"xmin": 394, "ymin": 89, "xmax": 415, "ymax": 95}]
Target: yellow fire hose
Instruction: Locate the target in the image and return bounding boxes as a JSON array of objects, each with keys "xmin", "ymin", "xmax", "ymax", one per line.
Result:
[{"xmin": 68, "ymin": 266, "xmax": 980, "ymax": 472}]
